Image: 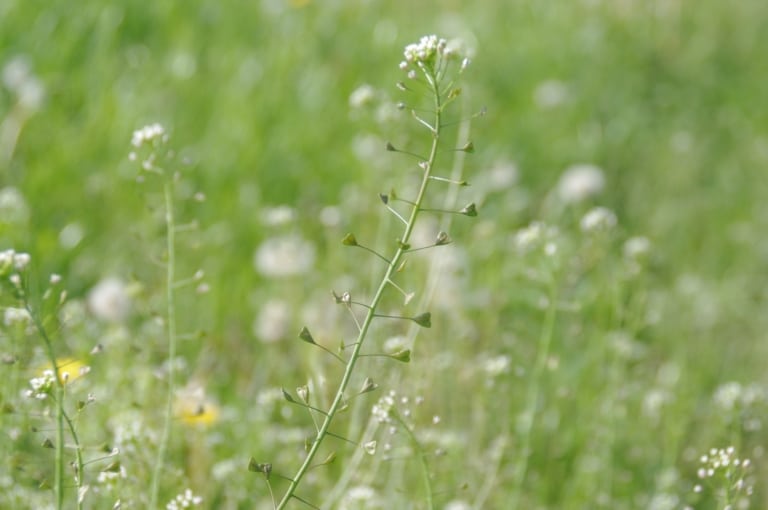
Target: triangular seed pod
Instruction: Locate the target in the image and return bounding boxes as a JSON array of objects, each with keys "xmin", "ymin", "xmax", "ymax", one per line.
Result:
[
  {"xmin": 281, "ymin": 388, "xmax": 296, "ymax": 403},
  {"xmin": 360, "ymin": 377, "xmax": 378, "ymax": 395},
  {"xmin": 342, "ymin": 233, "xmax": 358, "ymax": 246},
  {"xmin": 412, "ymin": 312, "xmax": 432, "ymax": 328},
  {"xmin": 299, "ymin": 327, "xmax": 316, "ymax": 345},
  {"xmin": 460, "ymin": 203, "xmax": 478, "ymax": 217},
  {"xmin": 390, "ymin": 349, "xmax": 412, "ymax": 363}
]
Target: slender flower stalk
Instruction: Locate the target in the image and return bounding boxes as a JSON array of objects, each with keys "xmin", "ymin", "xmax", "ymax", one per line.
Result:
[
  {"xmin": 129, "ymin": 123, "xmax": 180, "ymax": 509},
  {"xmin": 272, "ymin": 35, "xmax": 473, "ymax": 510},
  {"xmin": 149, "ymin": 169, "xmax": 179, "ymax": 509},
  {"xmin": 22, "ymin": 292, "xmax": 85, "ymax": 510}
]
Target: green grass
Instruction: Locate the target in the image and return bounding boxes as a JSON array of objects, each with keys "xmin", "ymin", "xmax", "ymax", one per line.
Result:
[{"xmin": 2, "ymin": 1, "xmax": 768, "ymax": 509}]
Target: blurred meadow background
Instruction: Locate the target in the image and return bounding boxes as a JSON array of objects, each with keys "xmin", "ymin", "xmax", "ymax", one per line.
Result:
[{"xmin": 2, "ymin": 0, "xmax": 768, "ymax": 509}]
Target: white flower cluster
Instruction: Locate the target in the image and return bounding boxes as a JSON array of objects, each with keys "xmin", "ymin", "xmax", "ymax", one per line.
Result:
[
  {"xmin": 513, "ymin": 221, "xmax": 559, "ymax": 255},
  {"xmin": 2, "ymin": 56, "xmax": 45, "ymax": 111},
  {"xmin": 166, "ymin": 489, "xmax": 202, "ymax": 510},
  {"xmin": 4, "ymin": 307, "xmax": 31, "ymax": 327},
  {"xmin": 403, "ymin": 35, "xmax": 446, "ymax": 65},
  {"xmin": 399, "ymin": 35, "xmax": 469, "ymax": 77},
  {"xmin": 557, "ymin": 163, "xmax": 605, "ymax": 204},
  {"xmin": 713, "ymin": 381, "xmax": 765, "ymax": 412},
  {"xmin": 694, "ymin": 446, "xmax": 753, "ymax": 500},
  {"xmin": 0, "ymin": 248, "xmax": 31, "ymax": 273},
  {"xmin": 372, "ymin": 391, "xmax": 396, "ymax": 424},
  {"xmin": 580, "ymin": 206, "xmax": 617, "ymax": 233},
  {"xmin": 253, "ymin": 234, "xmax": 315, "ymax": 277},
  {"xmin": 130, "ymin": 123, "xmax": 167, "ymax": 148},
  {"xmin": 25, "ymin": 370, "xmax": 55, "ymax": 400}
]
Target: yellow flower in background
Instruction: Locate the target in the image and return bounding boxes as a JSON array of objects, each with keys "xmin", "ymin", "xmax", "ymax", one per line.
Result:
[
  {"xmin": 175, "ymin": 384, "xmax": 220, "ymax": 427},
  {"xmin": 47, "ymin": 357, "xmax": 89, "ymax": 384}
]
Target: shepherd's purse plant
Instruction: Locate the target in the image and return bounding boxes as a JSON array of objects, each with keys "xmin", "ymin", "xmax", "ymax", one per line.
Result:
[{"xmin": 249, "ymin": 34, "xmax": 480, "ymax": 509}]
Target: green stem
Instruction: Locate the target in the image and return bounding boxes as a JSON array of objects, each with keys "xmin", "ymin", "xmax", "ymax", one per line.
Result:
[
  {"xmin": 25, "ymin": 301, "xmax": 66, "ymax": 510},
  {"xmin": 275, "ymin": 69, "xmax": 443, "ymax": 510},
  {"xmin": 509, "ymin": 281, "xmax": 559, "ymax": 510},
  {"xmin": 392, "ymin": 410, "xmax": 434, "ymax": 510},
  {"xmin": 149, "ymin": 178, "xmax": 178, "ymax": 508}
]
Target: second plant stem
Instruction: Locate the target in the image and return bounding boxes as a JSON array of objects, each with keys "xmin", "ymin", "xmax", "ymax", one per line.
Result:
[{"xmin": 150, "ymin": 178, "xmax": 178, "ymax": 508}]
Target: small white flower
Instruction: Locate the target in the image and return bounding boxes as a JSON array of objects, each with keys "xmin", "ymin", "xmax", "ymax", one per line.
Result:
[
  {"xmin": 319, "ymin": 205, "xmax": 342, "ymax": 227},
  {"xmin": 166, "ymin": 489, "xmax": 202, "ymax": 510},
  {"xmin": 4, "ymin": 307, "xmax": 31, "ymax": 326},
  {"xmin": 483, "ymin": 355, "xmax": 511, "ymax": 377},
  {"xmin": 713, "ymin": 382, "xmax": 743, "ymax": 411},
  {"xmin": 131, "ymin": 123, "xmax": 167, "ymax": 148},
  {"xmin": 513, "ymin": 222, "xmax": 558, "ymax": 253},
  {"xmin": 349, "ymin": 84, "xmax": 376, "ymax": 109},
  {"xmin": 0, "ymin": 187, "xmax": 30, "ymax": 224},
  {"xmin": 88, "ymin": 277, "xmax": 131, "ymax": 323},
  {"xmin": 25, "ymin": 370, "xmax": 55, "ymax": 399},
  {"xmin": 404, "ymin": 35, "xmax": 443, "ymax": 64},
  {"xmin": 624, "ymin": 236, "xmax": 651, "ymax": 259},
  {"xmin": 260, "ymin": 205, "xmax": 296, "ymax": 226},
  {"xmin": 12, "ymin": 252, "xmax": 31, "ymax": 270},
  {"xmin": 253, "ymin": 299, "xmax": 291, "ymax": 343},
  {"xmin": 580, "ymin": 206, "xmax": 617, "ymax": 233},
  {"xmin": 534, "ymin": 80, "xmax": 568, "ymax": 108},
  {"xmin": 557, "ymin": 164, "xmax": 605, "ymax": 203},
  {"xmin": 254, "ymin": 234, "xmax": 315, "ymax": 277}
]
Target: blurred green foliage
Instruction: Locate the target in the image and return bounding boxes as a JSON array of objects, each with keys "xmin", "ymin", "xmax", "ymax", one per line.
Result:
[{"xmin": 2, "ymin": 0, "xmax": 768, "ymax": 508}]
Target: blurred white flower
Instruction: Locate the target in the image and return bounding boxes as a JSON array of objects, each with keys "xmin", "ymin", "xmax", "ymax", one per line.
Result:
[
  {"xmin": 580, "ymin": 206, "xmax": 617, "ymax": 233},
  {"xmin": 88, "ymin": 277, "xmax": 131, "ymax": 322},
  {"xmin": 349, "ymin": 84, "xmax": 376, "ymax": 108},
  {"xmin": 444, "ymin": 501, "xmax": 472, "ymax": 510},
  {"xmin": 253, "ymin": 299, "xmax": 291, "ymax": 343},
  {"xmin": 0, "ymin": 187, "xmax": 30, "ymax": 225},
  {"xmin": 557, "ymin": 164, "xmax": 605, "ymax": 203},
  {"xmin": 513, "ymin": 221, "xmax": 559, "ymax": 253},
  {"xmin": 623, "ymin": 236, "xmax": 651, "ymax": 259},
  {"xmin": 483, "ymin": 355, "xmax": 511, "ymax": 377},
  {"xmin": 254, "ymin": 234, "xmax": 315, "ymax": 277},
  {"xmin": 260, "ymin": 205, "xmax": 296, "ymax": 226},
  {"xmin": 4, "ymin": 307, "xmax": 31, "ymax": 326},
  {"xmin": 2, "ymin": 56, "xmax": 45, "ymax": 111},
  {"xmin": 131, "ymin": 123, "xmax": 167, "ymax": 148},
  {"xmin": 319, "ymin": 205, "xmax": 342, "ymax": 227},
  {"xmin": 340, "ymin": 485, "xmax": 381, "ymax": 510},
  {"xmin": 482, "ymin": 159, "xmax": 518, "ymax": 191},
  {"xmin": 534, "ymin": 79, "xmax": 568, "ymax": 109},
  {"xmin": 59, "ymin": 222, "xmax": 85, "ymax": 249},
  {"xmin": 166, "ymin": 489, "xmax": 202, "ymax": 510}
]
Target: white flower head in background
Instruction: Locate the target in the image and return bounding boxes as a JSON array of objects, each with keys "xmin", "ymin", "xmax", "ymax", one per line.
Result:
[
  {"xmin": 254, "ymin": 234, "xmax": 315, "ymax": 277},
  {"xmin": 557, "ymin": 163, "xmax": 605, "ymax": 204},
  {"xmin": 534, "ymin": 79, "xmax": 569, "ymax": 109},
  {"xmin": 348, "ymin": 83, "xmax": 376, "ymax": 109},
  {"xmin": 88, "ymin": 277, "xmax": 131, "ymax": 322},
  {"xmin": 0, "ymin": 187, "xmax": 31, "ymax": 225},
  {"xmin": 253, "ymin": 299, "xmax": 291, "ymax": 343},
  {"xmin": 580, "ymin": 206, "xmax": 617, "ymax": 233},
  {"xmin": 2, "ymin": 55, "xmax": 45, "ymax": 111}
]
